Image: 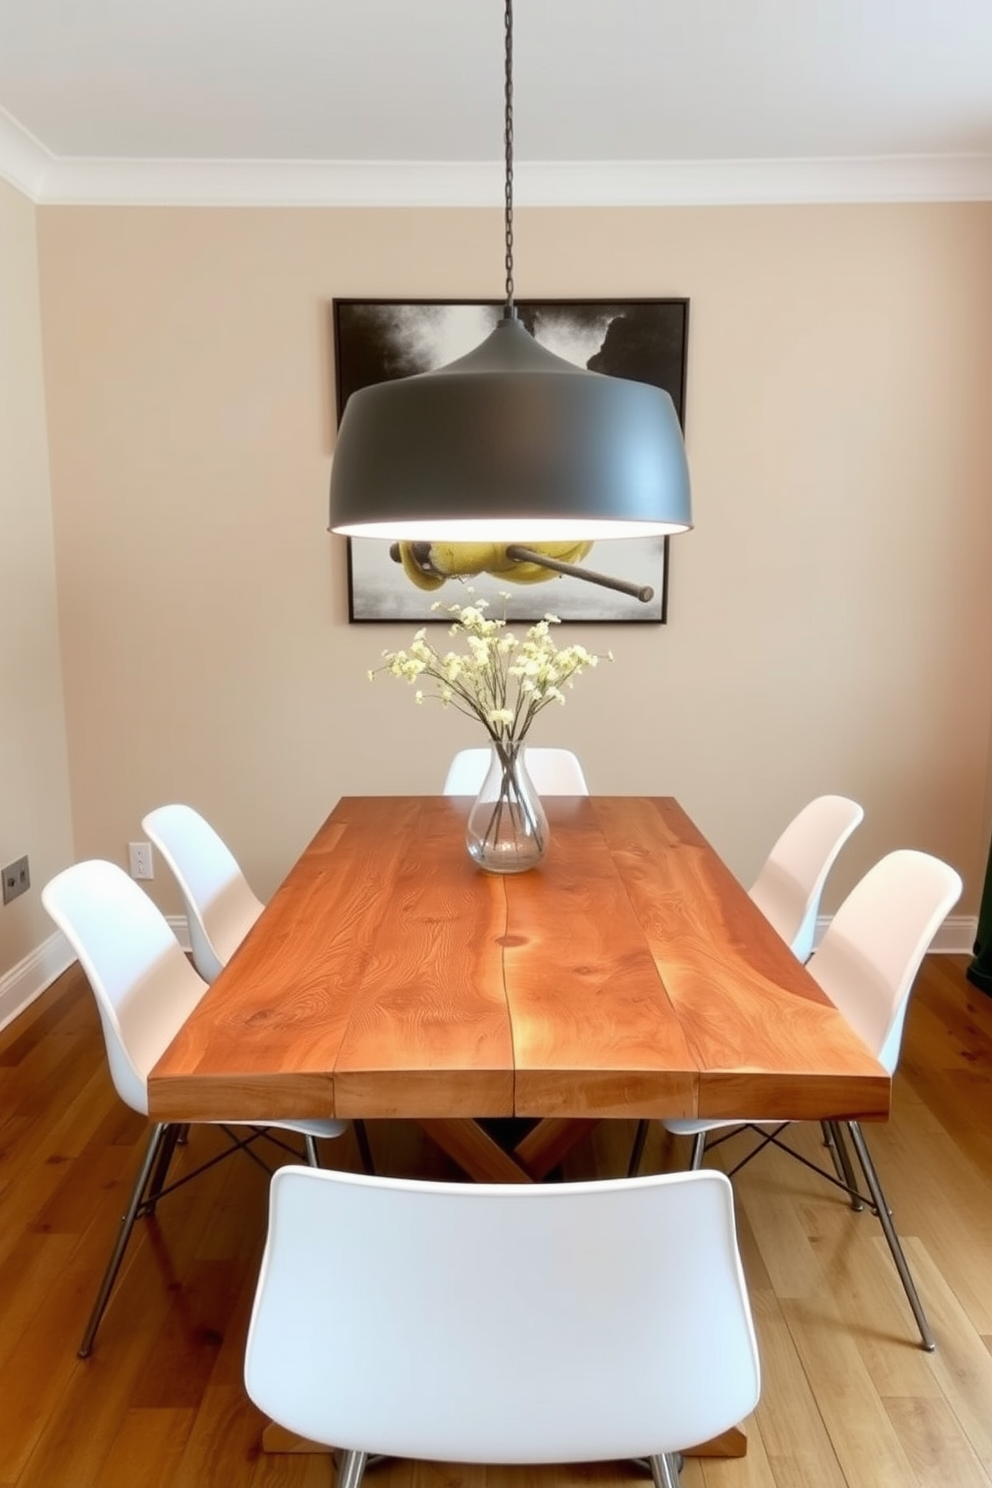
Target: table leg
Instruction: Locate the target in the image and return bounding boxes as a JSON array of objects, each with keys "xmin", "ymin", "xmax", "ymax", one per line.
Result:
[
  {"xmin": 512, "ymin": 1117, "xmax": 600, "ymax": 1178},
  {"xmin": 416, "ymin": 1116, "xmax": 602, "ymax": 1183},
  {"xmin": 689, "ymin": 1426, "xmax": 747, "ymax": 1456},
  {"xmin": 416, "ymin": 1119, "xmax": 534, "ymax": 1182}
]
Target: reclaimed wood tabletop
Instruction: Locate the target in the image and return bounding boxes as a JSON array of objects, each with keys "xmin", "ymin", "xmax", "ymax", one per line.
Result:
[{"xmin": 149, "ymin": 795, "xmax": 889, "ymax": 1184}]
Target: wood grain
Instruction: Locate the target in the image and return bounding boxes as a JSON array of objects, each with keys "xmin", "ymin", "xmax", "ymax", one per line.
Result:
[
  {"xmin": 148, "ymin": 796, "xmax": 889, "ymax": 1134},
  {"xmin": 2, "ymin": 956, "xmax": 991, "ymax": 1488},
  {"xmin": 506, "ymin": 799, "xmax": 697, "ymax": 1117},
  {"xmin": 594, "ymin": 797, "xmax": 890, "ymax": 1121},
  {"xmin": 332, "ymin": 798, "xmax": 515, "ymax": 1117}
]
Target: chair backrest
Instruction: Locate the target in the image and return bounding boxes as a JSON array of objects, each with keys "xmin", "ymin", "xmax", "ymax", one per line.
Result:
[
  {"xmin": 245, "ymin": 1167, "xmax": 759, "ymax": 1464},
  {"xmin": 748, "ymin": 794, "xmax": 864, "ymax": 962},
  {"xmin": 808, "ymin": 848, "xmax": 962, "ymax": 1073},
  {"xmin": 443, "ymin": 746, "xmax": 589, "ymax": 797},
  {"xmin": 41, "ymin": 860, "xmax": 209, "ymax": 1116},
  {"xmin": 141, "ymin": 803, "xmax": 264, "ymax": 984}
]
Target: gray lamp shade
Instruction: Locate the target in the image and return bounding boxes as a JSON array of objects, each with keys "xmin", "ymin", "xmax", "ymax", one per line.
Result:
[{"xmin": 328, "ymin": 315, "xmax": 692, "ymax": 541}]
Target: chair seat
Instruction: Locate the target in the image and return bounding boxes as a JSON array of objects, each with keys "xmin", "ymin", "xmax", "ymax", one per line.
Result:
[
  {"xmin": 664, "ymin": 1118, "xmax": 756, "ymax": 1137},
  {"xmin": 140, "ymin": 803, "xmax": 374, "ymax": 1174},
  {"xmin": 41, "ymin": 856, "xmax": 360, "ymax": 1358},
  {"xmin": 266, "ymin": 1117, "xmax": 348, "ymax": 1141},
  {"xmin": 640, "ymin": 849, "xmax": 964, "ymax": 1353}
]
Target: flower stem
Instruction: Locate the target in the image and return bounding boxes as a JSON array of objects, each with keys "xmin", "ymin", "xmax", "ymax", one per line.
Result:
[{"xmin": 479, "ymin": 744, "xmax": 545, "ymax": 857}]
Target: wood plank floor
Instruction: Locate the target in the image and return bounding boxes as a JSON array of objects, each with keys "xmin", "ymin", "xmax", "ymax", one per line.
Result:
[{"xmin": 0, "ymin": 953, "xmax": 989, "ymax": 1488}]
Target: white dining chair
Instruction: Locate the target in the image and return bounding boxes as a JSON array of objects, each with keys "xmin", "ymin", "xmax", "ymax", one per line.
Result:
[
  {"xmin": 628, "ymin": 793, "xmax": 864, "ymax": 1180},
  {"xmin": 42, "ymin": 859, "xmax": 351, "ymax": 1358},
  {"xmin": 141, "ymin": 802, "xmax": 264, "ymax": 985},
  {"xmin": 443, "ymin": 745, "xmax": 589, "ymax": 796},
  {"xmin": 748, "ymin": 793, "xmax": 865, "ymax": 964},
  {"xmin": 631, "ymin": 848, "xmax": 962, "ymax": 1351},
  {"xmin": 142, "ymin": 802, "xmax": 374, "ymax": 1175},
  {"xmin": 245, "ymin": 1166, "xmax": 760, "ymax": 1486}
]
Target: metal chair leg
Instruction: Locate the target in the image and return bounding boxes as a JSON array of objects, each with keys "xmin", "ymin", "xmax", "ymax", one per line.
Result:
[
  {"xmin": 821, "ymin": 1119, "xmax": 843, "ymax": 1175},
  {"xmin": 825, "ymin": 1120, "xmax": 864, "ymax": 1211},
  {"xmin": 353, "ymin": 1120, "xmax": 375, "ymax": 1175},
  {"xmin": 143, "ymin": 1123, "xmax": 182, "ymax": 1214},
  {"xmin": 336, "ymin": 1449, "xmax": 369, "ymax": 1488},
  {"xmin": 845, "ymin": 1120, "xmax": 935, "ymax": 1351},
  {"xmin": 688, "ymin": 1131, "xmax": 707, "ymax": 1170},
  {"xmin": 78, "ymin": 1121, "xmax": 171, "ymax": 1359},
  {"xmin": 628, "ymin": 1119, "xmax": 650, "ymax": 1177},
  {"xmin": 649, "ymin": 1451, "xmax": 682, "ymax": 1488},
  {"xmin": 303, "ymin": 1134, "xmax": 321, "ymax": 1168}
]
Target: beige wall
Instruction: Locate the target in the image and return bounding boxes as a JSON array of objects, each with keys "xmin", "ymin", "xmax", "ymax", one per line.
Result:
[
  {"xmin": 31, "ymin": 201, "xmax": 992, "ymax": 921},
  {"xmin": 0, "ymin": 179, "xmax": 74, "ymax": 983}
]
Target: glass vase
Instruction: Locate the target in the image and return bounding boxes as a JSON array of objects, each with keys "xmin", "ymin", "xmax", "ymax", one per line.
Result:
[{"xmin": 465, "ymin": 742, "xmax": 549, "ymax": 874}]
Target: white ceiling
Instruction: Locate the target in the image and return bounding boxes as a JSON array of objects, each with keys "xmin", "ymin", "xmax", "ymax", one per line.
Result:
[{"xmin": 2, "ymin": 0, "xmax": 992, "ymax": 206}]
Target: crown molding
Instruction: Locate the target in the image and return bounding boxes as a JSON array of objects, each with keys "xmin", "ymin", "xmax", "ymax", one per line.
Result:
[
  {"xmin": 2, "ymin": 110, "xmax": 992, "ymax": 210},
  {"xmin": 0, "ymin": 104, "xmax": 54, "ymax": 199},
  {"xmin": 523, "ymin": 155, "xmax": 992, "ymax": 207}
]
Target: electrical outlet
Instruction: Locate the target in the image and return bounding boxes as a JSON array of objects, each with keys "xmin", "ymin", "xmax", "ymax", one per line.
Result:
[
  {"xmin": 2, "ymin": 855, "xmax": 30, "ymax": 905},
  {"xmin": 128, "ymin": 842, "xmax": 154, "ymax": 880}
]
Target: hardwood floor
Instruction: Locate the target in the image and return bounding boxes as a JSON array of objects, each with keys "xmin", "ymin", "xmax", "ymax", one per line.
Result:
[{"xmin": 0, "ymin": 954, "xmax": 990, "ymax": 1488}]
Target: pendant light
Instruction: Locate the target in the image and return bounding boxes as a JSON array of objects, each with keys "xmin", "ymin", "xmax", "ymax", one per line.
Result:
[{"xmin": 328, "ymin": 0, "xmax": 692, "ymax": 542}]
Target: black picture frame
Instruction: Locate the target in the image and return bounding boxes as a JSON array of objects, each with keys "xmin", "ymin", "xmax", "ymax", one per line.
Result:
[{"xmin": 333, "ymin": 298, "xmax": 689, "ymax": 624}]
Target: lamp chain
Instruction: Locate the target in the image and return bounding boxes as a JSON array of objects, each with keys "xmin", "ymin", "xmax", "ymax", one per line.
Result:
[{"xmin": 503, "ymin": 0, "xmax": 515, "ymax": 313}]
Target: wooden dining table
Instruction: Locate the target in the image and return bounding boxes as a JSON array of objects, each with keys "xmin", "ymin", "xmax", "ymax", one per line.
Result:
[
  {"xmin": 149, "ymin": 793, "xmax": 889, "ymax": 1152},
  {"xmin": 148, "ymin": 793, "xmax": 890, "ymax": 1459}
]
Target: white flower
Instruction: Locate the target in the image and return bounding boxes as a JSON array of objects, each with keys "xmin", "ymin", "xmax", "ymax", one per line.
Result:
[{"xmin": 368, "ymin": 588, "xmax": 610, "ymax": 747}]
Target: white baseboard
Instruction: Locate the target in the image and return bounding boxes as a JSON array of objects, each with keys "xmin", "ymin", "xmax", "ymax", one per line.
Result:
[
  {"xmin": 0, "ymin": 915, "xmax": 192, "ymax": 1034},
  {"xmin": 0, "ymin": 913, "xmax": 979, "ymax": 1037},
  {"xmin": 166, "ymin": 914, "xmax": 192, "ymax": 952},
  {"xmin": 923, "ymin": 914, "xmax": 977, "ymax": 954},
  {"xmin": 0, "ymin": 930, "xmax": 75, "ymax": 1034},
  {"xmin": 813, "ymin": 914, "xmax": 977, "ymax": 955}
]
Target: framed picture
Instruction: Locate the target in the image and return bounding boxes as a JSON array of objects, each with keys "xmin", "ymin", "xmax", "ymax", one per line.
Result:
[{"xmin": 333, "ymin": 298, "xmax": 689, "ymax": 624}]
